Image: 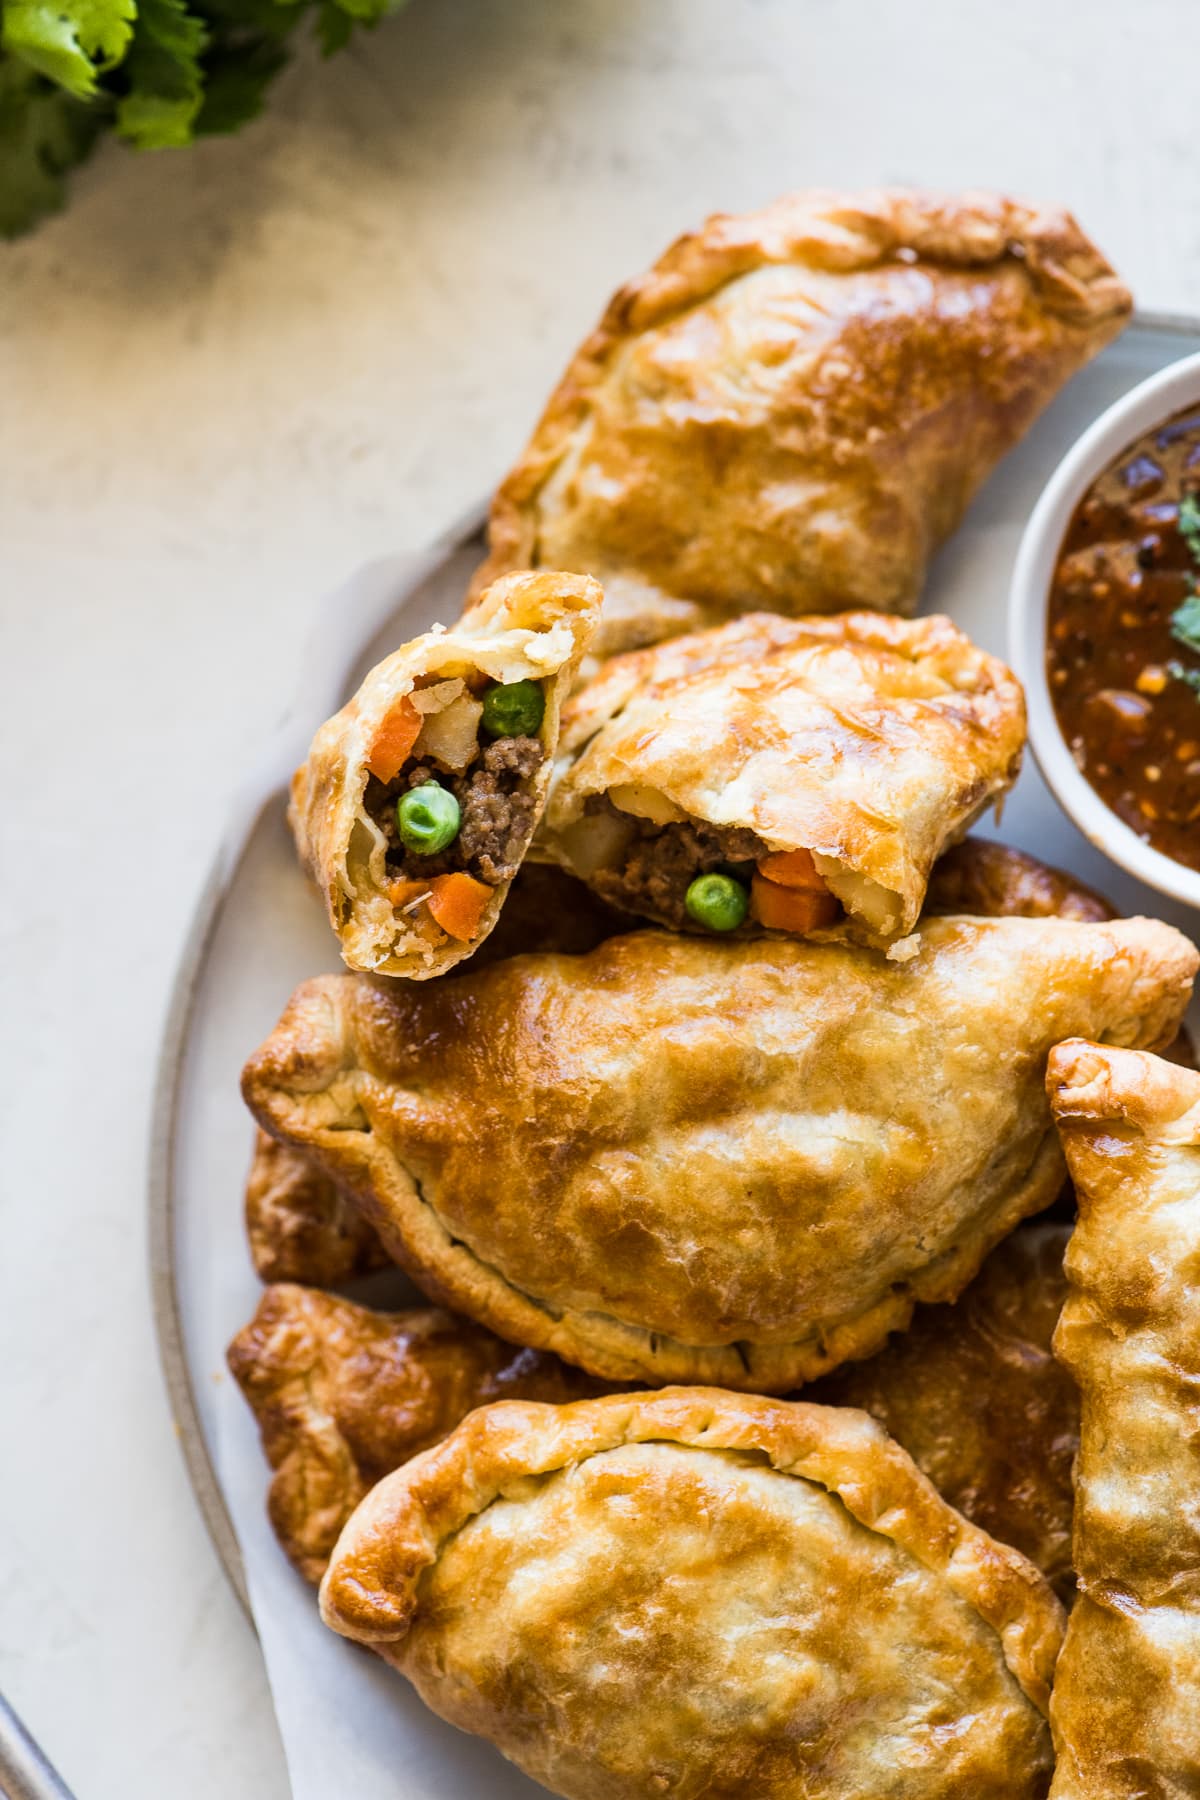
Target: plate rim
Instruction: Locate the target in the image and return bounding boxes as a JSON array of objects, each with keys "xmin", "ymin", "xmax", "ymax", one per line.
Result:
[{"xmin": 147, "ymin": 308, "xmax": 1200, "ymax": 1628}]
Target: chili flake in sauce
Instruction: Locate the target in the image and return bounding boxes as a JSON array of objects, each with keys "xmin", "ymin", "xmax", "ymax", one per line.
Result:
[{"xmin": 1046, "ymin": 401, "xmax": 1200, "ymax": 872}]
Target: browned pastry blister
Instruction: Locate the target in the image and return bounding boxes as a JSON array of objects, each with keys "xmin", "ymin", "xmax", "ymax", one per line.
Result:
[
  {"xmin": 811, "ymin": 1222, "xmax": 1076, "ymax": 1600},
  {"xmin": 472, "ymin": 188, "xmax": 1131, "ymax": 656},
  {"xmin": 227, "ymin": 1285, "xmax": 611, "ymax": 1582},
  {"xmin": 542, "ymin": 610, "xmax": 1025, "ymax": 943},
  {"xmin": 240, "ymin": 915, "xmax": 1195, "ymax": 1392},
  {"xmin": 1046, "ymin": 1041, "xmax": 1200, "ymax": 1798},
  {"xmin": 319, "ymin": 1389, "xmax": 1065, "ymax": 1799}
]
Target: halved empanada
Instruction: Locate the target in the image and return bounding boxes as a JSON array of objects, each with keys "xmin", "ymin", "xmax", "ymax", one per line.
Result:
[
  {"xmin": 812, "ymin": 1223, "xmax": 1076, "ymax": 1600},
  {"xmin": 320, "ymin": 1390, "xmax": 1064, "ymax": 1798},
  {"xmin": 227, "ymin": 1284, "xmax": 611, "ymax": 1581},
  {"xmin": 542, "ymin": 611, "xmax": 1025, "ymax": 942},
  {"xmin": 472, "ymin": 189, "xmax": 1130, "ymax": 656},
  {"xmin": 290, "ymin": 570, "xmax": 600, "ymax": 976},
  {"xmin": 1046, "ymin": 1041, "xmax": 1200, "ymax": 1797},
  {"xmin": 241, "ymin": 916, "xmax": 1195, "ymax": 1391}
]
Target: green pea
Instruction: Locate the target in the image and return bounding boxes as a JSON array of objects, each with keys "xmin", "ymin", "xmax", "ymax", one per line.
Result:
[
  {"xmin": 685, "ymin": 872, "xmax": 749, "ymax": 932},
  {"xmin": 481, "ymin": 678, "xmax": 545, "ymax": 738},
  {"xmin": 397, "ymin": 782, "xmax": 461, "ymax": 855}
]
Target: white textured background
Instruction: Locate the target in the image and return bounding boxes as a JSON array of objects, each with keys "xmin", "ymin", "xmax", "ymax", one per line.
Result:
[{"xmin": 1, "ymin": 2, "xmax": 1196, "ymax": 1793}]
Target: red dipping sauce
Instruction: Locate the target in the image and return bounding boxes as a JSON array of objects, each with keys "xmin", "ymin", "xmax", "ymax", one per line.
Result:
[{"xmin": 1046, "ymin": 402, "xmax": 1200, "ymax": 873}]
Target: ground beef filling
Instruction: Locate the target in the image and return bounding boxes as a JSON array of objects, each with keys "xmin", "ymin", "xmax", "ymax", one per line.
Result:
[
  {"xmin": 366, "ymin": 735, "xmax": 545, "ymax": 889},
  {"xmin": 586, "ymin": 795, "xmax": 769, "ymax": 928}
]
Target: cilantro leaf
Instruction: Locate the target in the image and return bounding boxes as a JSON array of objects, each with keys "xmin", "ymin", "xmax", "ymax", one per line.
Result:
[
  {"xmin": 2, "ymin": 0, "xmax": 136, "ymax": 98},
  {"xmin": 1180, "ymin": 492, "xmax": 1200, "ymax": 562},
  {"xmin": 0, "ymin": 53, "xmax": 104, "ymax": 234},
  {"xmin": 193, "ymin": 34, "xmax": 288, "ymax": 134},
  {"xmin": 316, "ymin": 0, "xmax": 352, "ymax": 54},
  {"xmin": 114, "ymin": 0, "xmax": 206, "ymax": 146},
  {"xmin": 325, "ymin": 0, "xmax": 407, "ymax": 24},
  {"xmin": 1171, "ymin": 593, "xmax": 1200, "ymax": 658},
  {"xmin": 1168, "ymin": 660, "xmax": 1200, "ymax": 698}
]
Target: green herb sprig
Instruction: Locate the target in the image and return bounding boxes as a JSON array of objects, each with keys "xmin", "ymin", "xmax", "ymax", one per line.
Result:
[
  {"xmin": 1170, "ymin": 492, "xmax": 1200, "ymax": 700},
  {"xmin": 0, "ymin": 0, "xmax": 409, "ymax": 236}
]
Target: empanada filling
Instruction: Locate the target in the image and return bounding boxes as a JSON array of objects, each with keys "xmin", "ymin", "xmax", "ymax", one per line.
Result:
[
  {"xmin": 578, "ymin": 795, "xmax": 844, "ymax": 936},
  {"xmin": 361, "ymin": 675, "xmax": 547, "ymax": 943}
]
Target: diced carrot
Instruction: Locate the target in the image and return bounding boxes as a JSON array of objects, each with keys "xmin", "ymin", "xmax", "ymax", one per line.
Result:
[
  {"xmin": 750, "ymin": 871, "xmax": 841, "ymax": 935},
  {"xmin": 366, "ymin": 694, "xmax": 422, "ymax": 783},
  {"xmin": 386, "ymin": 877, "xmax": 432, "ymax": 911},
  {"xmin": 426, "ymin": 872, "xmax": 492, "ymax": 942},
  {"xmin": 756, "ymin": 847, "xmax": 828, "ymax": 890}
]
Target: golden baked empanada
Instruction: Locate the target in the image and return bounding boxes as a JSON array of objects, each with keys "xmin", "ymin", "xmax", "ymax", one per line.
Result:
[
  {"xmin": 289, "ymin": 569, "xmax": 600, "ymax": 976},
  {"xmin": 240, "ymin": 840, "xmax": 1113, "ymax": 1289},
  {"xmin": 227, "ymin": 1284, "xmax": 610, "ymax": 1581},
  {"xmin": 320, "ymin": 1389, "xmax": 1064, "ymax": 1798},
  {"xmin": 1046, "ymin": 1041, "xmax": 1200, "ymax": 1797},
  {"xmin": 542, "ymin": 611, "xmax": 1024, "ymax": 941},
  {"xmin": 473, "ymin": 189, "xmax": 1130, "ymax": 655},
  {"xmin": 812, "ymin": 1223, "xmax": 1076, "ymax": 1598},
  {"xmin": 241, "ymin": 916, "xmax": 1194, "ymax": 1391}
]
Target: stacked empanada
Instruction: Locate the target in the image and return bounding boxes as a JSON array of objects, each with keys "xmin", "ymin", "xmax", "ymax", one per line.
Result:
[{"xmin": 222, "ymin": 189, "xmax": 1200, "ymax": 1796}]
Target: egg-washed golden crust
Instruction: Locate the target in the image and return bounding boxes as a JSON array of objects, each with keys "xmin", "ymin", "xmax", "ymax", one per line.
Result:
[
  {"xmin": 472, "ymin": 188, "xmax": 1131, "ymax": 656},
  {"xmin": 289, "ymin": 570, "xmax": 600, "ymax": 977},
  {"xmin": 227, "ymin": 1284, "xmax": 612, "ymax": 1582},
  {"xmin": 1046, "ymin": 1042, "xmax": 1200, "ymax": 1798},
  {"xmin": 240, "ymin": 917, "xmax": 1194, "ymax": 1392},
  {"xmin": 319, "ymin": 1388, "xmax": 1063, "ymax": 1798},
  {"xmin": 240, "ymin": 840, "xmax": 1113, "ymax": 1289},
  {"xmin": 544, "ymin": 611, "xmax": 1025, "ymax": 940},
  {"xmin": 812, "ymin": 1223, "xmax": 1076, "ymax": 1600}
]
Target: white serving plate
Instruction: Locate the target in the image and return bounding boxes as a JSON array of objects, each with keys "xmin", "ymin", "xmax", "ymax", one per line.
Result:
[{"xmin": 150, "ymin": 317, "xmax": 1200, "ymax": 1800}]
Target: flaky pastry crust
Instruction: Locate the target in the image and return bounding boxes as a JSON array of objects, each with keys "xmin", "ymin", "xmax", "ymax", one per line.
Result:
[
  {"xmin": 319, "ymin": 1389, "xmax": 1063, "ymax": 1798},
  {"xmin": 227, "ymin": 1284, "xmax": 610, "ymax": 1581},
  {"xmin": 240, "ymin": 917, "xmax": 1194, "ymax": 1391},
  {"xmin": 544, "ymin": 611, "xmax": 1025, "ymax": 940},
  {"xmin": 1046, "ymin": 1041, "xmax": 1200, "ymax": 1798},
  {"xmin": 472, "ymin": 188, "xmax": 1131, "ymax": 654},
  {"xmin": 289, "ymin": 570, "xmax": 599, "ymax": 976},
  {"xmin": 812, "ymin": 1223, "xmax": 1076, "ymax": 1598}
]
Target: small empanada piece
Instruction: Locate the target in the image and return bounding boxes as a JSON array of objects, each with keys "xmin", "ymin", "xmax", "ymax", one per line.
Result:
[
  {"xmin": 542, "ymin": 611, "xmax": 1025, "ymax": 941},
  {"xmin": 925, "ymin": 838, "xmax": 1113, "ymax": 924},
  {"xmin": 1046, "ymin": 1042, "xmax": 1200, "ymax": 1797},
  {"xmin": 320, "ymin": 1389, "xmax": 1064, "ymax": 1799},
  {"xmin": 472, "ymin": 189, "xmax": 1130, "ymax": 655},
  {"xmin": 812, "ymin": 1223, "xmax": 1076, "ymax": 1599},
  {"xmin": 244, "ymin": 1129, "xmax": 390, "ymax": 1285},
  {"xmin": 227, "ymin": 1284, "xmax": 610, "ymax": 1581},
  {"xmin": 290, "ymin": 570, "xmax": 600, "ymax": 976},
  {"xmin": 241, "ymin": 916, "xmax": 1195, "ymax": 1391}
]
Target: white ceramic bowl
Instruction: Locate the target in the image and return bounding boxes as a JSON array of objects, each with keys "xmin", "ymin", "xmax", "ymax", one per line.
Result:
[{"xmin": 1009, "ymin": 348, "xmax": 1200, "ymax": 913}]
